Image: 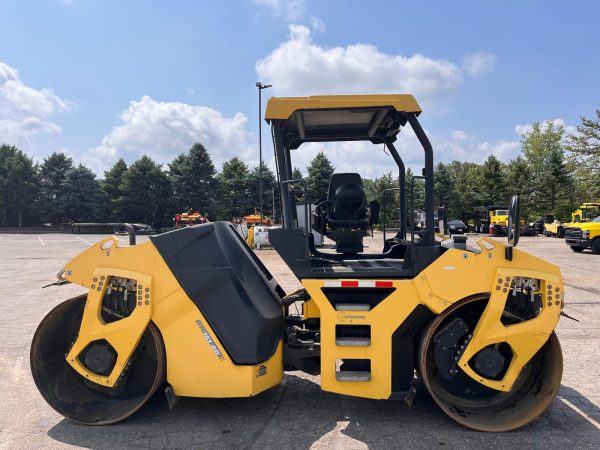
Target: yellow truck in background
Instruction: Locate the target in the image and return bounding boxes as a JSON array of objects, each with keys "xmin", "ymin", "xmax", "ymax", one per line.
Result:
[
  {"xmin": 490, "ymin": 208, "xmax": 509, "ymax": 228},
  {"xmin": 473, "ymin": 205, "xmax": 537, "ymax": 237},
  {"xmin": 543, "ymin": 202, "xmax": 600, "ymax": 238},
  {"xmin": 476, "ymin": 206, "xmax": 536, "ymax": 237},
  {"xmin": 473, "ymin": 205, "xmax": 509, "ymax": 235},
  {"xmin": 565, "ymin": 215, "xmax": 600, "ymax": 253}
]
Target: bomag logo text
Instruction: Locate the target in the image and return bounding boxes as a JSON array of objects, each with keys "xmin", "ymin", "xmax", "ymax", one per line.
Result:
[{"xmin": 195, "ymin": 320, "xmax": 225, "ymax": 361}]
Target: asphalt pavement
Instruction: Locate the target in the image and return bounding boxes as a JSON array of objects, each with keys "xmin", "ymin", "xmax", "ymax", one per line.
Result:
[{"xmin": 0, "ymin": 232, "xmax": 598, "ymax": 449}]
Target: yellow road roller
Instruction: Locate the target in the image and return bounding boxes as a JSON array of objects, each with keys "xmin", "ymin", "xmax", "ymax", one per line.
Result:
[{"xmin": 31, "ymin": 94, "xmax": 564, "ymax": 431}]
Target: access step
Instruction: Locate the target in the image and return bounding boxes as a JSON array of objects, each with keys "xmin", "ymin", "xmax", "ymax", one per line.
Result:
[
  {"xmin": 335, "ymin": 371, "xmax": 371, "ymax": 382},
  {"xmin": 335, "ymin": 303, "xmax": 371, "ymax": 311},
  {"xmin": 335, "ymin": 337, "xmax": 371, "ymax": 347}
]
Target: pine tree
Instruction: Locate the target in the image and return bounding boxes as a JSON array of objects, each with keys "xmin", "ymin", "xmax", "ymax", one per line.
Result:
[
  {"xmin": 405, "ymin": 167, "xmax": 425, "ymax": 224},
  {"xmin": 0, "ymin": 145, "xmax": 38, "ymax": 227},
  {"xmin": 505, "ymin": 156, "xmax": 533, "ymax": 213},
  {"xmin": 0, "ymin": 145, "xmax": 18, "ymax": 227},
  {"xmin": 567, "ymin": 110, "xmax": 600, "ymax": 170},
  {"xmin": 217, "ymin": 157, "xmax": 249, "ymax": 220},
  {"xmin": 479, "ymin": 155, "xmax": 506, "ymax": 205},
  {"xmin": 434, "ymin": 162, "xmax": 454, "ymax": 209},
  {"xmin": 118, "ymin": 156, "xmax": 172, "ymax": 227},
  {"xmin": 286, "ymin": 167, "xmax": 305, "ymax": 204},
  {"xmin": 38, "ymin": 152, "xmax": 73, "ymax": 225},
  {"xmin": 567, "ymin": 110, "xmax": 600, "ymax": 200},
  {"xmin": 61, "ymin": 165, "xmax": 106, "ymax": 222},
  {"xmin": 369, "ymin": 172, "xmax": 399, "ymax": 230},
  {"xmin": 506, "ymin": 156, "xmax": 531, "ymax": 197},
  {"xmin": 522, "ymin": 121, "xmax": 572, "ymax": 215},
  {"xmin": 307, "ymin": 152, "xmax": 335, "ymax": 203},
  {"xmin": 168, "ymin": 154, "xmax": 188, "ymax": 213},
  {"xmin": 448, "ymin": 161, "xmax": 483, "ymax": 219},
  {"xmin": 101, "ymin": 159, "xmax": 128, "ymax": 221},
  {"xmin": 169, "ymin": 143, "xmax": 219, "ymax": 218},
  {"xmin": 245, "ymin": 162, "xmax": 276, "ymax": 216}
]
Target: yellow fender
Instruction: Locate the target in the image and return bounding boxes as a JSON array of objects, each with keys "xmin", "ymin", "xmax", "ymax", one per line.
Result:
[{"xmin": 61, "ymin": 236, "xmax": 282, "ymax": 397}]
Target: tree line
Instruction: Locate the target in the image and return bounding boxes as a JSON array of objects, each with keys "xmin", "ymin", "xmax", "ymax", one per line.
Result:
[
  {"xmin": 366, "ymin": 113, "xmax": 600, "ymax": 226},
  {"xmin": 1, "ymin": 111, "xmax": 598, "ymax": 228},
  {"xmin": 0, "ymin": 142, "xmax": 336, "ymax": 228}
]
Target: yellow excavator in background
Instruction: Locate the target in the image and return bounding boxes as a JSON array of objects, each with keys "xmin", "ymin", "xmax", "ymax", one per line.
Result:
[{"xmin": 544, "ymin": 202, "xmax": 600, "ymax": 237}]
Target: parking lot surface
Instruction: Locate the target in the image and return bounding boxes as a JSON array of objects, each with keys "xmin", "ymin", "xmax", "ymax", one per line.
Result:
[{"xmin": 0, "ymin": 232, "xmax": 598, "ymax": 449}]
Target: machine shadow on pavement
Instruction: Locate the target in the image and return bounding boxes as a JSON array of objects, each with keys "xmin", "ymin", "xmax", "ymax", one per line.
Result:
[{"xmin": 46, "ymin": 376, "xmax": 599, "ymax": 449}]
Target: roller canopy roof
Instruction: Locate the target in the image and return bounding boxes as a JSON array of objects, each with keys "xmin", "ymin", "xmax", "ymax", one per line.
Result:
[{"xmin": 265, "ymin": 94, "xmax": 422, "ymax": 149}]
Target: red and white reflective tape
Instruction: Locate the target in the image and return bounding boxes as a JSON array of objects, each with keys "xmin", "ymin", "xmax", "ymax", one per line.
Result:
[{"xmin": 323, "ymin": 280, "xmax": 394, "ymax": 288}]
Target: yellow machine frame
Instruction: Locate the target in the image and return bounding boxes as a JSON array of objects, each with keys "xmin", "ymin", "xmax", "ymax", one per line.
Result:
[
  {"xmin": 63, "ymin": 236, "xmax": 282, "ymax": 397},
  {"xmin": 63, "ymin": 234, "xmax": 561, "ymax": 398},
  {"xmin": 303, "ymin": 237, "xmax": 561, "ymax": 397},
  {"xmin": 265, "ymin": 94, "xmax": 422, "ymax": 120},
  {"xmin": 32, "ymin": 93, "xmax": 565, "ymax": 432}
]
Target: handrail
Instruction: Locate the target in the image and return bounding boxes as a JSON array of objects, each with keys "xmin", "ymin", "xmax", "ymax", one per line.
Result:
[
  {"xmin": 385, "ymin": 142, "xmax": 407, "ymax": 239},
  {"xmin": 280, "ymin": 178, "xmax": 310, "ymax": 233},
  {"xmin": 410, "ymin": 176, "xmax": 425, "ymax": 245},
  {"xmin": 71, "ymin": 222, "xmax": 137, "ymax": 245},
  {"xmin": 407, "ymin": 114, "xmax": 435, "ymax": 246},
  {"xmin": 123, "ymin": 223, "xmax": 136, "ymax": 245},
  {"xmin": 382, "ymin": 187, "xmax": 400, "ymax": 243}
]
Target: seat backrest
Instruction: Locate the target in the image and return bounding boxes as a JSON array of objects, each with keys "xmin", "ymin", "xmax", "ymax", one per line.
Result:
[
  {"xmin": 327, "ymin": 173, "xmax": 367, "ymax": 221},
  {"xmin": 327, "ymin": 173, "xmax": 363, "ymax": 201}
]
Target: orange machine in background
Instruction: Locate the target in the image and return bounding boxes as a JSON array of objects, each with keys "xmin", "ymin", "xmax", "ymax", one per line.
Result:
[
  {"xmin": 174, "ymin": 208, "xmax": 208, "ymax": 228},
  {"xmin": 243, "ymin": 209, "xmax": 273, "ymax": 227}
]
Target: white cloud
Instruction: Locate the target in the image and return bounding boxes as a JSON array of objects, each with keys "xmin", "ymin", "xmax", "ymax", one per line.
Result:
[
  {"xmin": 451, "ymin": 130, "xmax": 469, "ymax": 141},
  {"xmin": 431, "ymin": 118, "xmax": 580, "ymax": 169},
  {"xmin": 252, "ymin": 26, "xmax": 512, "ymax": 176},
  {"xmin": 0, "ymin": 61, "xmax": 69, "ymax": 147},
  {"xmin": 266, "ymin": 126, "xmax": 524, "ymax": 181},
  {"xmin": 284, "ymin": 130, "xmax": 422, "ymax": 180},
  {"xmin": 476, "ymin": 141, "xmax": 521, "ymax": 160},
  {"xmin": 85, "ymin": 96, "xmax": 252, "ymax": 174},
  {"xmin": 438, "ymin": 130, "xmax": 520, "ymax": 164},
  {"xmin": 253, "ymin": 0, "xmax": 306, "ymax": 21},
  {"xmin": 255, "ymin": 25, "xmax": 463, "ymax": 109},
  {"xmin": 310, "ymin": 16, "xmax": 326, "ymax": 33},
  {"xmin": 84, "ymin": 96, "xmax": 532, "ymax": 181},
  {"xmin": 515, "ymin": 118, "xmax": 576, "ymax": 136},
  {"xmin": 461, "ymin": 52, "xmax": 496, "ymax": 78}
]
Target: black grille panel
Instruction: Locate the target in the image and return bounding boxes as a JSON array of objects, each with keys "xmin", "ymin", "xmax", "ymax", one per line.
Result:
[{"xmin": 565, "ymin": 227, "xmax": 583, "ymax": 244}]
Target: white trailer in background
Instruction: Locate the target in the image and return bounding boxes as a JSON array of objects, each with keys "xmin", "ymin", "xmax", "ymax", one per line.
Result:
[{"xmin": 296, "ymin": 203, "xmax": 323, "ymax": 246}]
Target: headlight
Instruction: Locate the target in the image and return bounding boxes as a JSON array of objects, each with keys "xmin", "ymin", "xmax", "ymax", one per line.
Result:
[
  {"xmin": 449, "ymin": 226, "xmax": 455, "ymax": 229},
  {"xmin": 583, "ymin": 230, "xmax": 590, "ymax": 238}
]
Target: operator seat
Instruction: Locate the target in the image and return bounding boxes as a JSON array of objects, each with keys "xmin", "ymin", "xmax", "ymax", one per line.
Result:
[{"xmin": 314, "ymin": 173, "xmax": 370, "ymax": 254}]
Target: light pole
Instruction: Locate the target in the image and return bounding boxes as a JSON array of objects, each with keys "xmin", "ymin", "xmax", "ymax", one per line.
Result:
[{"xmin": 256, "ymin": 81, "xmax": 271, "ymax": 225}]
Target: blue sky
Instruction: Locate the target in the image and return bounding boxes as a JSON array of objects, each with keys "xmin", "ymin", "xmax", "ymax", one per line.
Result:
[{"xmin": 1, "ymin": 0, "xmax": 598, "ymax": 177}]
